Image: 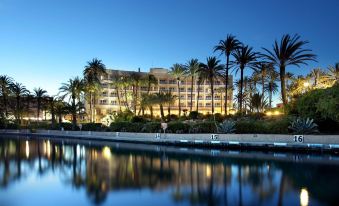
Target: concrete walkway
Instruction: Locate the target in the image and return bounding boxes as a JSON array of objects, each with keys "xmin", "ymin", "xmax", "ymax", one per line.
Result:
[{"xmin": 1, "ymin": 129, "xmax": 339, "ymax": 153}]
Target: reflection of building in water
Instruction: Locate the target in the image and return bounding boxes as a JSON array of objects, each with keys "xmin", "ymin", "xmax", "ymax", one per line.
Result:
[{"xmin": 1, "ymin": 139, "xmax": 338, "ymax": 205}]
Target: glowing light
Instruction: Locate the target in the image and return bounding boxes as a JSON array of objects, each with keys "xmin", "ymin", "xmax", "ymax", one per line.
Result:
[
  {"xmin": 46, "ymin": 140, "xmax": 51, "ymax": 158},
  {"xmin": 274, "ymin": 111, "xmax": 280, "ymax": 115},
  {"xmin": 303, "ymin": 82, "xmax": 310, "ymax": 88},
  {"xmin": 102, "ymin": 146, "xmax": 111, "ymax": 159},
  {"xmin": 266, "ymin": 111, "xmax": 272, "ymax": 116},
  {"xmin": 300, "ymin": 188, "xmax": 309, "ymax": 206},
  {"xmin": 206, "ymin": 165, "xmax": 211, "ymax": 178},
  {"xmin": 25, "ymin": 141, "xmax": 30, "ymax": 158}
]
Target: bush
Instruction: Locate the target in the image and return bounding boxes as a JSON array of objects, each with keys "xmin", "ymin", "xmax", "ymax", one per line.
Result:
[
  {"xmin": 188, "ymin": 111, "xmax": 199, "ymax": 120},
  {"xmin": 235, "ymin": 120, "xmax": 267, "ymax": 134},
  {"xmin": 167, "ymin": 121, "xmax": 190, "ymax": 133},
  {"xmin": 141, "ymin": 122, "xmax": 162, "ymax": 133},
  {"xmin": 189, "ymin": 121, "xmax": 217, "ymax": 133},
  {"xmin": 114, "ymin": 110, "xmax": 134, "ymax": 122},
  {"xmin": 110, "ymin": 122, "xmax": 143, "ymax": 132},
  {"xmin": 81, "ymin": 123, "xmax": 108, "ymax": 131},
  {"xmin": 131, "ymin": 116, "xmax": 147, "ymax": 123},
  {"xmin": 293, "ymin": 84, "xmax": 339, "ymax": 122}
]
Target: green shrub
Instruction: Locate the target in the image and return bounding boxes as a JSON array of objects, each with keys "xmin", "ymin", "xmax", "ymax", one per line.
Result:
[
  {"xmin": 218, "ymin": 120, "xmax": 236, "ymax": 133},
  {"xmin": 265, "ymin": 118, "xmax": 290, "ymax": 134},
  {"xmin": 131, "ymin": 116, "xmax": 147, "ymax": 123},
  {"xmin": 141, "ymin": 122, "xmax": 161, "ymax": 133},
  {"xmin": 189, "ymin": 121, "xmax": 217, "ymax": 133},
  {"xmin": 235, "ymin": 120, "xmax": 267, "ymax": 134},
  {"xmin": 110, "ymin": 122, "xmax": 143, "ymax": 132},
  {"xmin": 82, "ymin": 123, "xmax": 107, "ymax": 131},
  {"xmin": 114, "ymin": 110, "xmax": 134, "ymax": 122},
  {"xmin": 167, "ymin": 121, "xmax": 190, "ymax": 133},
  {"xmin": 288, "ymin": 117, "xmax": 319, "ymax": 134},
  {"xmin": 188, "ymin": 111, "xmax": 199, "ymax": 120},
  {"xmin": 294, "ymin": 84, "xmax": 339, "ymax": 122}
]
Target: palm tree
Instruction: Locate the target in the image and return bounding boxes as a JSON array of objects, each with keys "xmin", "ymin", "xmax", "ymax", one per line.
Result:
[
  {"xmin": 154, "ymin": 92, "xmax": 167, "ymax": 121},
  {"xmin": 198, "ymin": 57, "xmax": 223, "ymax": 114},
  {"xmin": 196, "ymin": 72, "xmax": 206, "ymax": 112},
  {"xmin": 111, "ymin": 73, "xmax": 123, "ymax": 112},
  {"xmin": 253, "ymin": 61, "xmax": 272, "ymax": 98},
  {"xmin": 185, "ymin": 59, "xmax": 200, "ymax": 112},
  {"xmin": 33, "ymin": 87, "xmax": 47, "ymax": 123},
  {"xmin": 308, "ymin": 68, "xmax": 326, "ymax": 88},
  {"xmin": 59, "ymin": 77, "xmax": 83, "ymax": 130},
  {"xmin": 129, "ymin": 71, "xmax": 143, "ymax": 115},
  {"xmin": 169, "ymin": 64, "xmax": 186, "ymax": 116},
  {"xmin": 47, "ymin": 96, "xmax": 59, "ymax": 128},
  {"xmin": 10, "ymin": 82, "xmax": 28, "ymax": 124},
  {"xmin": 324, "ymin": 63, "xmax": 339, "ymax": 86},
  {"xmin": 55, "ymin": 100, "xmax": 68, "ymax": 126},
  {"xmin": 265, "ymin": 69, "xmax": 279, "ymax": 108},
  {"xmin": 146, "ymin": 74, "xmax": 158, "ymax": 94},
  {"xmin": 164, "ymin": 91, "xmax": 177, "ymax": 119},
  {"xmin": 0, "ymin": 75, "xmax": 13, "ymax": 118},
  {"xmin": 83, "ymin": 58, "xmax": 106, "ymax": 122},
  {"xmin": 262, "ymin": 34, "xmax": 316, "ymax": 106},
  {"xmin": 250, "ymin": 93, "xmax": 267, "ymax": 113},
  {"xmin": 232, "ymin": 45, "xmax": 258, "ymax": 113},
  {"xmin": 214, "ymin": 34, "xmax": 242, "ymax": 114}
]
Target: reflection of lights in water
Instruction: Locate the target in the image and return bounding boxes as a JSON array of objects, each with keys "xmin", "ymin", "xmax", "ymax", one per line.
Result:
[
  {"xmin": 102, "ymin": 146, "xmax": 111, "ymax": 159},
  {"xmin": 76, "ymin": 144, "xmax": 81, "ymax": 156},
  {"xmin": 25, "ymin": 141, "xmax": 29, "ymax": 158},
  {"xmin": 206, "ymin": 165, "xmax": 211, "ymax": 178},
  {"xmin": 46, "ymin": 140, "xmax": 51, "ymax": 158},
  {"xmin": 300, "ymin": 188, "xmax": 309, "ymax": 206}
]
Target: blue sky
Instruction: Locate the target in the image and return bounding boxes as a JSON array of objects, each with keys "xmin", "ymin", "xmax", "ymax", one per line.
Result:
[{"xmin": 0, "ymin": 0, "xmax": 338, "ymax": 96}]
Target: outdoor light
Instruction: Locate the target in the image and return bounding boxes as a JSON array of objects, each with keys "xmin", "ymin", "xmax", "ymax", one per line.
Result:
[
  {"xmin": 266, "ymin": 111, "xmax": 272, "ymax": 116},
  {"xmin": 300, "ymin": 188, "xmax": 309, "ymax": 206},
  {"xmin": 303, "ymin": 82, "xmax": 310, "ymax": 88},
  {"xmin": 274, "ymin": 111, "xmax": 280, "ymax": 115}
]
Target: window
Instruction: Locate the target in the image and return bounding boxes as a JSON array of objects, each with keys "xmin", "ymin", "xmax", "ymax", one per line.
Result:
[
  {"xmin": 99, "ymin": 99, "xmax": 107, "ymax": 105},
  {"xmin": 179, "ymin": 88, "xmax": 185, "ymax": 92},
  {"xmin": 110, "ymin": 92, "xmax": 117, "ymax": 97},
  {"xmin": 159, "ymin": 79, "xmax": 167, "ymax": 84},
  {"xmin": 169, "ymin": 80, "xmax": 176, "ymax": 84},
  {"xmin": 169, "ymin": 87, "xmax": 176, "ymax": 92},
  {"xmin": 205, "ymin": 96, "xmax": 211, "ymax": 100},
  {"xmin": 102, "ymin": 92, "xmax": 107, "ymax": 97},
  {"xmin": 111, "ymin": 101, "xmax": 117, "ymax": 105},
  {"xmin": 206, "ymin": 103, "xmax": 211, "ymax": 107}
]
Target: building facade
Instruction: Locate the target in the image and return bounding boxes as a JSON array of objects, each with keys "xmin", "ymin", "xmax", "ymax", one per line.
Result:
[{"xmin": 90, "ymin": 68, "xmax": 233, "ymax": 123}]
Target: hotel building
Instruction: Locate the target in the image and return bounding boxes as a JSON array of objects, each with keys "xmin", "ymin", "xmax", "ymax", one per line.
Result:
[{"xmin": 90, "ymin": 68, "xmax": 233, "ymax": 123}]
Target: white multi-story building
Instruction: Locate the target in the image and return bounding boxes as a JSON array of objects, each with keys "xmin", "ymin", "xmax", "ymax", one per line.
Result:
[{"xmin": 89, "ymin": 68, "xmax": 233, "ymax": 123}]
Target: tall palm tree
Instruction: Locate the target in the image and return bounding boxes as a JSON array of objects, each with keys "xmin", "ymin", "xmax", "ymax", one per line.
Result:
[
  {"xmin": 154, "ymin": 92, "xmax": 167, "ymax": 121},
  {"xmin": 83, "ymin": 58, "xmax": 106, "ymax": 122},
  {"xmin": 265, "ymin": 69, "xmax": 279, "ymax": 108},
  {"xmin": 10, "ymin": 82, "xmax": 28, "ymax": 123},
  {"xmin": 198, "ymin": 57, "xmax": 223, "ymax": 114},
  {"xmin": 111, "ymin": 72, "xmax": 123, "ymax": 112},
  {"xmin": 185, "ymin": 59, "xmax": 200, "ymax": 112},
  {"xmin": 33, "ymin": 87, "xmax": 47, "ymax": 123},
  {"xmin": 146, "ymin": 74, "xmax": 158, "ymax": 94},
  {"xmin": 253, "ymin": 61, "xmax": 272, "ymax": 98},
  {"xmin": 164, "ymin": 91, "xmax": 177, "ymax": 118},
  {"xmin": 196, "ymin": 72, "xmax": 206, "ymax": 112},
  {"xmin": 169, "ymin": 64, "xmax": 186, "ymax": 116},
  {"xmin": 59, "ymin": 77, "xmax": 83, "ymax": 130},
  {"xmin": 262, "ymin": 34, "xmax": 316, "ymax": 106},
  {"xmin": 308, "ymin": 68, "xmax": 326, "ymax": 88},
  {"xmin": 0, "ymin": 75, "xmax": 13, "ymax": 118},
  {"xmin": 214, "ymin": 34, "xmax": 242, "ymax": 114},
  {"xmin": 55, "ymin": 100, "xmax": 68, "ymax": 126},
  {"xmin": 232, "ymin": 45, "xmax": 258, "ymax": 113},
  {"xmin": 129, "ymin": 71, "xmax": 143, "ymax": 115}
]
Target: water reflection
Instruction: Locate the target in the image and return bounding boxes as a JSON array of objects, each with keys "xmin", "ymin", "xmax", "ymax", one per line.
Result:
[{"xmin": 0, "ymin": 137, "xmax": 339, "ymax": 206}]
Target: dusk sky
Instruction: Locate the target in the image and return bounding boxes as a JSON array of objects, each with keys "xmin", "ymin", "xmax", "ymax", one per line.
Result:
[{"xmin": 0, "ymin": 0, "xmax": 338, "ymax": 95}]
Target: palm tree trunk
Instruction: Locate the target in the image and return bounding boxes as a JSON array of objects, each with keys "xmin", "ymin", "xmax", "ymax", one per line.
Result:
[
  {"xmin": 211, "ymin": 78, "xmax": 214, "ymax": 114},
  {"xmin": 160, "ymin": 104, "xmax": 164, "ymax": 121},
  {"xmin": 280, "ymin": 66, "xmax": 287, "ymax": 106},
  {"xmin": 72, "ymin": 97, "xmax": 77, "ymax": 130},
  {"xmin": 177, "ymin": 79, "xmax": 181, "ymax": 116},
  {"xmin": 225, "ymin": 55, "xmax": 230, "ymax": 115},
  {"xmin": 269, "ymin": 90, "xmax": 273, "ymax": 109},
  {"xmin": 239, "ymin": 67, "xmax": 244, "ymax": 114},
  {"xmin": 190, "ymin": 76, "xmax": 194, "ymax": 112},
  {"xmin": 89, "ymin": 92, "xmax": 93, "ymax": 122},
  {"xmin": 196, "ymin": 83, "xmax": 200, "ymax": 111},
  {"xmin": 150, "ymin": 106, "xmax": 154, "ymax": 119},
  {"xmin": 116, "ymin": 89, "xmax": 122, "ymax": 112}
]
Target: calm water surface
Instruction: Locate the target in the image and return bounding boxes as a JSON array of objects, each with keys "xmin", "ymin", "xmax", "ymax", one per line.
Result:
[{"xmin": 0, "ymin": 135, "xmax": 339, "ymax": 206}]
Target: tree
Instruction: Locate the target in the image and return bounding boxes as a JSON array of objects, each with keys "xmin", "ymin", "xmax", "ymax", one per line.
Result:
[
  {"xmin": 265, "ymin": 69, "xmax": 279, "ymax": 108},
  {"xmin": 0, "ymin": 75, "xmax": 13, "ymax": 118},
  {"xmin": 33, "ymin": 87, "xmax": 47, "ymax": 123},
  {"xmin": 185, "ymin": 59, "xmax": 200, "ymax": 112},
  {"xmin": 55, "ymin": 100, "xmax": 68, "ymax": 125},
  {"xmin": 308, "ymin": 68, "xmax": 326, "ymax": 88},
  {"xmin": 198, "ymin": 57, "xmax": 223, "ymax": 114},
  {"xmin": 324, "ymin": 63, "xmax": 339, "ymax": 86},
  {"xmin": 83, "ymin": 58, "xmax": 106, "ymax": 122},
  {"xmin": 169, "ymin": 64, "xmax": 186, "ymax": 116},
  {"xmin": 164, "ymin": 91, "xmax": 177, "ymax": 119},
  {"xmin": 154, "ymin": 92, "xmax": 167, "ymax": 121},
  {"xmin": 145, "ymin": 74, "xmax": 158, "ymax": 94},
  {"xmin": 59, "ymin": 77, "xmax": 83, "ymax": 130},
  {"xmin": 129, "ymin": 71, "xmax": 143, "ymax": 115},
  {"xmin": 232, "ymin": 45, "xmax": 258, "ymax": 113},
  {"xmin": 10, "ymin": 82, "xmax": 28, "ymax": 124},
  {"xmin": 250, "ymin": 93, "xmax": 267, "ymax": 113},
  {"xmin": 196, "ymin": 72, "xmax": 206, "ymax": 112},
  {"xmin": 214, "ymin": 34, "xmax": 242, "ymax": 114},
  {"xmin": 262, "ymin": 34, "xmax": 316, "ymax": 106}
]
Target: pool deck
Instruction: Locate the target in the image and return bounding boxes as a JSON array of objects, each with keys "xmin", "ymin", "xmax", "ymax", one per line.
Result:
[{"xmin": 1, "ymin": 129, "xmax": 339, "ymax": 153}]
